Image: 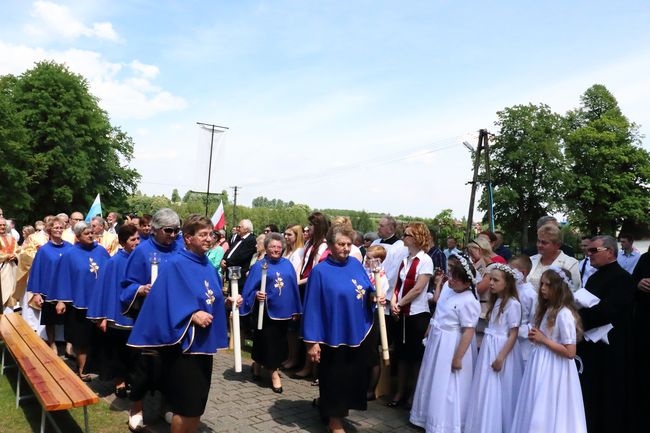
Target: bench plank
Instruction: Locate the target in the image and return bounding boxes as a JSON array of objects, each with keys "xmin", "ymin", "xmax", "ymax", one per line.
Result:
[
  {"xmin": 4, "ymin": 313, "xmax": 99, "ymax": 407},
  {"xmin": 1, "ymin": 316, "xmax": 74, "ymax": 411}
]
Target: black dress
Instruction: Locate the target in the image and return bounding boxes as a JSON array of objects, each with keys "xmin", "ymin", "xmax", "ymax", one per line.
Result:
[
  {"xmin": 578, "ymin": 261, "xmax": 635, "ymax": 433},
  {"xmin": 632, "ymin": 252, "xmax": 650, "ymax": 433}
]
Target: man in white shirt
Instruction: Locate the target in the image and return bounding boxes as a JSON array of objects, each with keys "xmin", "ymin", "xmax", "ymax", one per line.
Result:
[
  {"xmin": 443, "ymin": 236, "xmax": 461, "ymax": 259},
  {"xmin": 617, "ymin": 233, "xmax": 640, "ymax": 274},
  {"xmin": 579, "ymin": 235, "xmax": 597, "ymax": 286},
  {"xmin": 371, "ymin": 215, "xmax": 408, "ymax": 290}
]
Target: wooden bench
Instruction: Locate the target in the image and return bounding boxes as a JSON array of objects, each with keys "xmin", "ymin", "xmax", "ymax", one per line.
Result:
[{"xmin": 0, "ymin": 312, "xmax": 99, "ymax": 433}]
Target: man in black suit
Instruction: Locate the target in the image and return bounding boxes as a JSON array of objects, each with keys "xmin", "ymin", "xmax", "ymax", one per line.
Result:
[{"xmin": 221, "ymin": 219, "xmax": 257, "ymax": 285}]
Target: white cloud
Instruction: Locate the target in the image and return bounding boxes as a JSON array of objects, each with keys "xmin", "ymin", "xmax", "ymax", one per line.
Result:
[
  {"xmin": 25, "ymin": 1, "xmax": 119, "ymax": 42},
  {"xmin": 0, "ymin": 41, "xmax": 187, "ymax": 120},
  {"xmin": 130, "ymin": 60, "xmax": 159, "ymax": 79}
]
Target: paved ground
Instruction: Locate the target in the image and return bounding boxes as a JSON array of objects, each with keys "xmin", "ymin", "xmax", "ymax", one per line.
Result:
[{"xmin": 94, "ymin": 350, "xmax": 421, "ymax": 433}]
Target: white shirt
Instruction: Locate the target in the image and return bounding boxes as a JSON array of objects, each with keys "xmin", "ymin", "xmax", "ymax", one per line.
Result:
[
  {"xmin": 225, "ymin": 232, "xmax": 252, "ymax": 259},
  {"xmin": 529, "ymin": 252, "xmax": 581, "ymax": 292},
  {"xmin": 578, "ymin": 257, "xmax": 597, "ymax": 286},
  {"xmin": 371, "ymin": 238, "xmax": 408, "ymax": 292},
  {"xmin": 396, "ymin": 250, "xmax": 433, "ymax": 316}
]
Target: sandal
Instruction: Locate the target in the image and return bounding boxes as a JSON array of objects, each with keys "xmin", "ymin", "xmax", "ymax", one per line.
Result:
[{"xmin": 78, "ymin": 373, "xmax": 92, "ymax": 382}]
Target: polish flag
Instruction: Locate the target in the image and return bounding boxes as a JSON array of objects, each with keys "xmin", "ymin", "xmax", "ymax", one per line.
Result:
[{"xmin": 211, "ymin": 200, "xmax": 225, "ymax": 230}]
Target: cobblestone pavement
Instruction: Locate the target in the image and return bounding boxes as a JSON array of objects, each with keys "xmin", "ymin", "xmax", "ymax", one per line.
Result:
[{"xmin": 97, "ymin": 350, "xmax": 422, "ymax": 433}]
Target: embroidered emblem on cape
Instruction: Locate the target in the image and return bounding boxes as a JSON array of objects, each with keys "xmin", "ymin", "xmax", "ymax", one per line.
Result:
[
  {"xmin": 89, "ymin": 258, "xmax": 99, "ymax": 279},
  {"xmin": 274, "ymin": 272, "xmax": 284, "ymax": 296},
  {"xmin": 205, "ymin": 280, "xmax": 215, "ymax": 305},
  {"xmin": 352, "ymin": 279, "xmax": 365, "ymax": 300}
]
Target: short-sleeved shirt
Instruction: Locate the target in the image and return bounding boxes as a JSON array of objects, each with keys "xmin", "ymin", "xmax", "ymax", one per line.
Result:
[
  {"xmin": 541, "ymin": 307, "xmax": 577, "ymax": 345},
  {"xmin": 487, "ymin": 298, "xmax": 522, "ymax": 335},
  {"xmin": 396, "ymin": 250, "xmax": 433, "ymax": 315},
  {"xmin": 432, "ymin": 285, "xmax": 480, "ymax": 329}
]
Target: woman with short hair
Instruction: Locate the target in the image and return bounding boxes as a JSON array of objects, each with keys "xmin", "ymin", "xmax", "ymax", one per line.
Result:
[
  {"xmin": 127, "ymin": 215, "xmax": 240, "ymax": 433},
  {"xmin": 241, "ymin": 233, "xmax": 302, "ymax": 393},
  {"xmin": 528, "ymin": 224, "xmax": 580, "ymax": 292},
  {"xmin": 388, "ymin": 222, "xmax": 434, "ymax": 408}
]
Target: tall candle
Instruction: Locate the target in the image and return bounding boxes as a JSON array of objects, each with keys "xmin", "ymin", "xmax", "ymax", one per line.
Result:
[{"xmin": 257, "ymin": 261, "xmax": 268, "ymax": 330}]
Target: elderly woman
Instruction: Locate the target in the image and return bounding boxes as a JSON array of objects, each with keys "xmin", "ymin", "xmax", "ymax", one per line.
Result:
[
  {"xmin": 27, "ymin": 217, "xmax": 73, "ymax": 350},
  {"xmin": 49, "ymin": 221, "xmax": 111, "ymax": 381},
  {"xmin": 249, "ymin": 234, "xmax": 267, "ymax": 269},
  {"xmin": 303, "ymin": 225, "xmax": 380, "ymax": 433},
  {"xmin": 388, "ymin": 222, "xmax": 434, "ymax": 408},
  {"xmin": 241, "ymin": 233, "xmax": 302, "ymax": 393},
  {"xmin": 528, "ymin": 224, "xmax": 580, "ymax": 291},
  {"xmin": 120, "ymin": 208, "xmax": 183, "ymax": 431},
  {"xmin": 128, "ymin": 215, "xmax": 240, "ymax": 433}
]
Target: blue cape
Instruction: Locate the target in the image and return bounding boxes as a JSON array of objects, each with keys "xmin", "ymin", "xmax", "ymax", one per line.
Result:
[
  {"xmin": 120, "ymin": 237, "xmax": 181, "ymax": 315},
  {"xmin": 127, "ymin": 249, "xmax": 228, "ymax": 354},
  {"xmin": 87, "ymin": 250, "xmax": 134, "ymax": 328},
  {"xmin": 49, "ymin": 242, "xmax": 111, "ymax": 309},
  {"xmin": 301, "ymin": 256, "xmax": 375, "ymax": 347},
  {"xmin": 240, "ymin": 257, "xmax": 302, "ymax": 319},
  {"xmin": 27, "ymin": 240, "xmax": 73, "ymax": 298}
]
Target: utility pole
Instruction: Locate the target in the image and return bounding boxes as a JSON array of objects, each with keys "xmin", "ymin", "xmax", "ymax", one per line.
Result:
[
  {"xmin": 196, "ymin": 122, "xmax": 229, "ymax": 216},
  {"xmin": 230, "ymin": 186, "xmax": 240, "ymax": 226},
  {"xmin": 464, "ymin": 129, "xmax": 494, "ymax": 245}
]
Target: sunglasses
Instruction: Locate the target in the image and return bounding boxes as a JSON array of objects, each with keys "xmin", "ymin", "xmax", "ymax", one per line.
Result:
[
  {"xmin": 162, "ymin": 227, "xmax": 180, "ymax": 235},
  {"xmin": 587, "ymin": 247, "xmax": 608, "ymax": 254}
]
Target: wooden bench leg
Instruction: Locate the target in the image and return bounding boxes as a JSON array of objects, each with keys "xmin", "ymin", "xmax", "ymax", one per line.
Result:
[{"xmin": 83, "ymin": 406, "xmax": 90, "ymax": 433}]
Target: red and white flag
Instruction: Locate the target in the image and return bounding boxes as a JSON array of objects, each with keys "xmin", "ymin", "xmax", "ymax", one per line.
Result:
[{"xmin": 211, "ymin": 200, "xmax": 225, "ymax": 230}]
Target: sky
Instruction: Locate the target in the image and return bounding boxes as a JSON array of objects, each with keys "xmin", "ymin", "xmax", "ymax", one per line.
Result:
[{"xmin": 1, "ymin": 1, "xmax": 649, "ymax": 220}]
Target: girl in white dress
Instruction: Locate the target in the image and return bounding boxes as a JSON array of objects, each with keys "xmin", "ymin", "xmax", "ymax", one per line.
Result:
[
  {"xmin": 410, "ymin": 253, "xmax": 480, "ymax": 433},
  {"xmin": 511, "ymin": 266, "xmax": 587, "ymax": 433},
  {"xmin": 465, "ymin": 263, "xmax": 523, "ymax": 433}
]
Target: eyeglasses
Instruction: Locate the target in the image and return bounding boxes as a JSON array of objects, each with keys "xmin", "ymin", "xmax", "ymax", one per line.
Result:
[
  {"xmin": 587, "ymin": 246, "xmax": 608, "ymax": 254},
  {"xmin": 263, "ymin": 229, "xmax": 271, "ymax": 234},
  {"xmin": 71, "ymin": 218, "xmax": 83, "ymax": 221},
  {"xmin": 162, "ymin": 227, "xmax": 180, "ymax": 235}
]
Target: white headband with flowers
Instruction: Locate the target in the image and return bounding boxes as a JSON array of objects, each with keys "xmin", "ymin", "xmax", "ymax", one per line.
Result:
[
  {"xmin": 487, "ymin": 262, "xmax": 518, "ymax": 279},
  {"xmin": 450, "ymin": 252, "xmax": 477, "ymax": 285},
  {"xmin": 547, "ymin": 265, "xmax": 572, "ymax": 288}
]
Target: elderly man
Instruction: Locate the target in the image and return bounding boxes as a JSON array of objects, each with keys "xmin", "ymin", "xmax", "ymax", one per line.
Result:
[
  {"xmin": 222, "ymin": 219, "xmax": 257, "ymax": 285},
  {"xmin": 370, "ymin": 215, "xmax": 408, "ymax": 290},
  {"xmin": 63, "ymin": 212, "xmax": 84, "ymax": 244},
  {"xmin": 0, "ymin": 217, "xmax": 18, "ymax": 312},
  {"xmin": 91, "ymin": 216, "xmax": 119, "ymax": 255},
  {"xmin": 578, "ymin": 235, "xmax": 597, "ymax": 286},
  {"xmin": 107, "ymin": 211, "xmax": 119, "ymax": 235},
  {"xmin": 578, "ymin": 235, "xmax": 635, "ymax": 433}
]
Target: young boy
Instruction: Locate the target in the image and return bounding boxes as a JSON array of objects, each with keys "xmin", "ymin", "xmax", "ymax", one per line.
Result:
[{"xmin": 509, "ymin": 255, "xmax": 538, "ymax": 367}]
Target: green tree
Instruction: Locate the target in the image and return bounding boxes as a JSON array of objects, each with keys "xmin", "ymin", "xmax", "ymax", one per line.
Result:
[
  {"xmin": 0, "ymin": 76, "xmax": 32, "ymax": 220},
  {"xmin": 564, "ymin": 84, "xmax": 650, "ymax": 234},
  {"xmin": 3, "ymin": 61, "xmax": 140, "ymax": 223},
  {"xmin": 171, "ymin": 189, "xmax": 181, "ymax": 203},
  {"xmin": 480, "ymin": 103, "xmax": 566, "ymax": 247}
]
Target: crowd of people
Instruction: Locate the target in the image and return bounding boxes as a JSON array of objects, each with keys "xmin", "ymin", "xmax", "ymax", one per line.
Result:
[{"xmin": 0, "ymin": 206, "xmax": 648, "ymax": 433}]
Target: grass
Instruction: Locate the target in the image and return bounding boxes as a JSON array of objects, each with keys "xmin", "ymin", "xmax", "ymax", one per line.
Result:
[{"xmin": 0, "ymin": 367, "xmax": 128, "ymax": 433}]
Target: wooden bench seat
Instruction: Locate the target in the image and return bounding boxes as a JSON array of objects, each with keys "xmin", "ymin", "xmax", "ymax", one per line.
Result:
[{"xmin": 1, "ymin": 312, "xmax": 99, "ymax": 433}]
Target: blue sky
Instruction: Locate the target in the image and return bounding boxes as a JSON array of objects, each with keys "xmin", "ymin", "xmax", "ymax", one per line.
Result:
[{"xmin": 1, "ymin": 1, "xmax": 649, "ymax": 220}]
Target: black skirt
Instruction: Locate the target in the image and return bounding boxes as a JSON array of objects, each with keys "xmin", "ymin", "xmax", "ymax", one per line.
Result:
[
  {"xmin": 128, "ymin": 348, "xmax": 164, "ymax": 402},
  {"xmin": 40, "ymin": 301, "xmax": 64, "ymax": 326},
  {"xmin": 319, "ymin": 338, "xmax": 371, "ymax": 418},
  {"xmin": 95, "ymin": 327, "xmax": 132, "ymax": 381},
  {"xmin": 63, "ymin": 305, "xmax": 94, "ymax": 347},
  {"xmin": 163, "ymin": 348, "xmax": 213, "ymax": 417},
  {"xmin": 252, "ymin": 310, "xmax": 289, "ymax": 370},
  {"xmin": 394, "ymin": 312, "xmax": 430, "ymax": 362}
]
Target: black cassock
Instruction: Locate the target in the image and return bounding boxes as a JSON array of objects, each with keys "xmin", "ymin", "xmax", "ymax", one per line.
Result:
[
  {"xmin": 578, "ymin": 261, "xmax": 635, "ymax": 433},
  {"xmin": 632, "ymin": 252, "xmax": 650, "ymax": 433}
]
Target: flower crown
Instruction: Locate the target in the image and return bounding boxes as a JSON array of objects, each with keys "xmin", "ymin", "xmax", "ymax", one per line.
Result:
[
  {"xmin": 450, "ymin": 252, "xmax": 477, "ymax": 284},
  {"xmin": 487, "ymin": 262, "xmax": 518, "ymax": 279},
  {"xmin": 547, "ymin": 265, "xmax": 572, "ymax": 288}
]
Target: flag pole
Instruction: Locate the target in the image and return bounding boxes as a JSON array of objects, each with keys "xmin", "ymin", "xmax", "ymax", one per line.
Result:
[{"xmin": 196, "ymin": 122, "xmax": 229, "ymax": 217}]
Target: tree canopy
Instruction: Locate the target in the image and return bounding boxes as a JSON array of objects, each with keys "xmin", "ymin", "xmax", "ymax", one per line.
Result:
[{"xmin": 0, "ymin": 61, "xmax": 140, "ymax": 223}]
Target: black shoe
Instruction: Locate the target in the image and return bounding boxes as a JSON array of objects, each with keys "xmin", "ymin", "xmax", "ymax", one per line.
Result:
[
  {"xmin": 115, "ymin": 386, "xmax": 128, "ymax": 398},
  {"xmin": 271, "ymin": 385, "xmax": 283, "ymax": 394}
]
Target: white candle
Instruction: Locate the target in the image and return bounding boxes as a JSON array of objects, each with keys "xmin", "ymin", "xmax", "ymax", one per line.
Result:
[
  {"xmin": 151, "ymin": 263, "xmax": 158, "ymax": 284},
  {"xmin": 373, "ymin": 268, "xmax": 390, "ymax": 366},
  {"xmin": 257, "ymin": 262, "xmax": 268, "ymax": 330},
  {"xmin": 231, "ymin": 277, "xmax": 242, "ymax": 373}
]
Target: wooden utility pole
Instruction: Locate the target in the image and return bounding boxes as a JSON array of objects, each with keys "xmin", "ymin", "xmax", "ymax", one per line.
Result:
[
  {"xmin": 230, "ymin": 186, "xmax": 240, "ymax": 226},
  {"xmin": 465, "ymin": 129, "xmax": 494, "ymax": 245}
]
